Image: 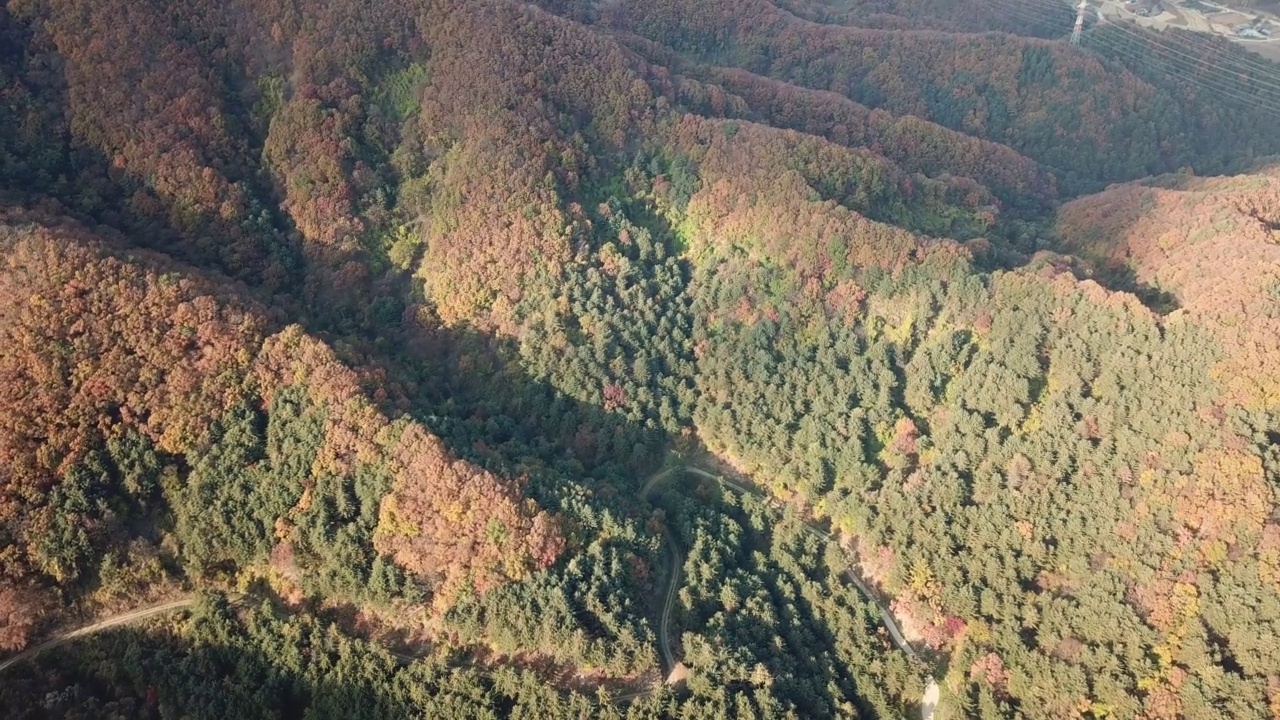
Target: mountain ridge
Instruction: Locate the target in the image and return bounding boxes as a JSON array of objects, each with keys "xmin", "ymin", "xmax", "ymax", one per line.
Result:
[{"xmin": 3, "ymin": 0, "xmax": 1280, "ymax": 717}]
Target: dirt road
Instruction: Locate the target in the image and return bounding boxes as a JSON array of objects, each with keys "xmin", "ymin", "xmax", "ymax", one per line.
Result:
[
  {"xmin": 640, "ymin": 464, "xmax": 684, "ymax": 676},
  {"xmin": 675, "ymin": 464, "xmax": 941, "ymax": 714},
  {"xmin": 655, "ymin": 524, "xmax": 682, "ymax": 675},
  {"xmin": 3, "ymin": 465, "xmax": 943, "ymax": 714},
  {"xmin": 681, "ymin": 466, "xmax": 917, "ymax": 655},
  {"xmin": 921, "ymin": 678, "xmax": 941, "ymax": 720},
  {"xmin": 0, "ymin": 598, "xmax": 196, "ymax": 674}
]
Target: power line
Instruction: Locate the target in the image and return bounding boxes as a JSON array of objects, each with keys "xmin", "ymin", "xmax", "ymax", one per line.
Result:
[
  {"xmin": 1054, "ymin": 30, "xmax": 1275, "ymax": 112},
  {"xmin": 844, "ymin": 0, "xmax": 1280, "ymax": 116},
  {"xmin": 1033, "ymin": 16, "xmax": 1280, "ymax": 110},
  {"xmin": 974, "ymin": 0, "xmax": 1077, "ymax": 34},
  {"xmin": 1160, "ymin": 25, "xmax": 1280, "ymax": 79},
  {"xmin": 1082, "ymin": 33, "xmax": 1280, "ymax": 112},
  {"xmin": 977, "ymin": 0, "xmax": 1280, "ymax": 108},
  {"xmin": 1073, "ymin": 0, "xmax": 1090, "ymax": 43},
  {"xmin": 1125, "ymin": 27, "xmax": 1280, "ymax": 93},
  {"xmin": 1083, "ymin": 24, "xmax": 1280, "ymax": 102},
  {"xmin": 1084, "ymin": 20, "xmax": 1280, "ymax": 101},
  {"xmin": 998, "ymin": 0, "xmax": 1280, "ymax": 77},
  {"xmin": 1082, "ymin": 8, "xmax": 1280, "ymax": 86},
  {"xmin": 1017, "ymin": 0, "xmax": 1280, "ymax": 81}
]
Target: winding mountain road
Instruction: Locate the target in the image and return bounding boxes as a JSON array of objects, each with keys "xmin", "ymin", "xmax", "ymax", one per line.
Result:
[
  {"xmin": 2, "ymin": 464, "xmax": 942, "ymax": 717},
  {"xmin": 681, "ymin": 466, "xmax": 918, "ymax": 656},
  {"xmin": 640, "ymin": 464, "xmax": 684, "ymax": 676},
  {"xmin": 0, "ymin": 598, "xmax": 197, "ymax": 674},
  {"xmin": 655, "ymin": 524, "xmax": 682, "ymax": 675},
  {"xmin": 658, "ymin": 464, "xmax": 941, "ymax": 718}
]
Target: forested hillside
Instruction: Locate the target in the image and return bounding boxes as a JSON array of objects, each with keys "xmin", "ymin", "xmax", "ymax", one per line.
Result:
[{"xmin": 2, "ymin": 0, "xmax": 1280, "ymax": 717}]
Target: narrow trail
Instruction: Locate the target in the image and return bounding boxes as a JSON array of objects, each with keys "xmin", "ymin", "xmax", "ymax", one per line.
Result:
[{"xmin": 0, "ymin": 598, "xmax": 196, "ymax": 674}]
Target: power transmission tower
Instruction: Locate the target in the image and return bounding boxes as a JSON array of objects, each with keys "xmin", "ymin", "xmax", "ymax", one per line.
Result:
[{"xmin": 1071, "ymin": 0, "xmax": 1089, "ymax": 44}]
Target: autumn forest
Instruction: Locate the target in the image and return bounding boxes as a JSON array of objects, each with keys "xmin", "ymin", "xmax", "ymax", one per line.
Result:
[{"xmin": 1, "ymin": 0, "xmax": 1280, "ymax": 717}]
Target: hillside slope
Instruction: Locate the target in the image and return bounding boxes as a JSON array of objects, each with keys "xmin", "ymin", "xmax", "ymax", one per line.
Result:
[
  {"xmin": 2, "ymin": 0, "xmax": 1280, "ymax": 718},
  {"xmin": 0, "ymin": 211, "xmax": 561, "ymax": 646},
  {"xmin": 1057, "ymin": 166, "xmax": 1280, "ymax": 416}
]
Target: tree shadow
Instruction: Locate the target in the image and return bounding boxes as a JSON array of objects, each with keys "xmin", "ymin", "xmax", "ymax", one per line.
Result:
[
  {"xmin": 0, "ymin": 15, "xmax": 940, "ymax": 716},
  {"xmin": 981, "ymin": 243, "xmax": 1182, "ymax": 315},
  {"xmin": 1, "ymin": 23, "xmax": 692, "ymax": 689},
  {"xmin": 1088, "ymin": 262, "xmax": 1180, "ymax": 314},
  {"xmin": 0, "ymin": 9, "xmax": 309, "ymax": 301},
  {"xmin": 0, "ymin": 594, "xmax": 602, "ymax": 719},
  {"xmin": 1, "ymin": 8, "xmax": 664, "ymax": 492},
  {"xmin": 651, "ymin": 474, "xmax": 929, "ymax": 719}
]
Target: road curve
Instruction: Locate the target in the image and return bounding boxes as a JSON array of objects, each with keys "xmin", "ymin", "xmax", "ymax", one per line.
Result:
[
  {"xmin": 4, "ymin": 593, "xmax": 670, "ymax": 708},
  {"xmin": 2, "ymin": 466, "xmax": 938, "ymax": 712},
  {"xmin": 655, "ymin": 524, "xmax": 682, "ymax": 675},
  {"xmin": 681, "ymin": 466, "xmax": 916, "ymax": 656},
  {"xmin": 676, "ymin": 465, "xmax": 941, "ymax": 715},
  {"xmin": 640, "ymin": 464, "xmax": 685, "ymax": 676},
  {"xmin": 0, "ymin": 597, "xmax": 196, "ymax": 674}
]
